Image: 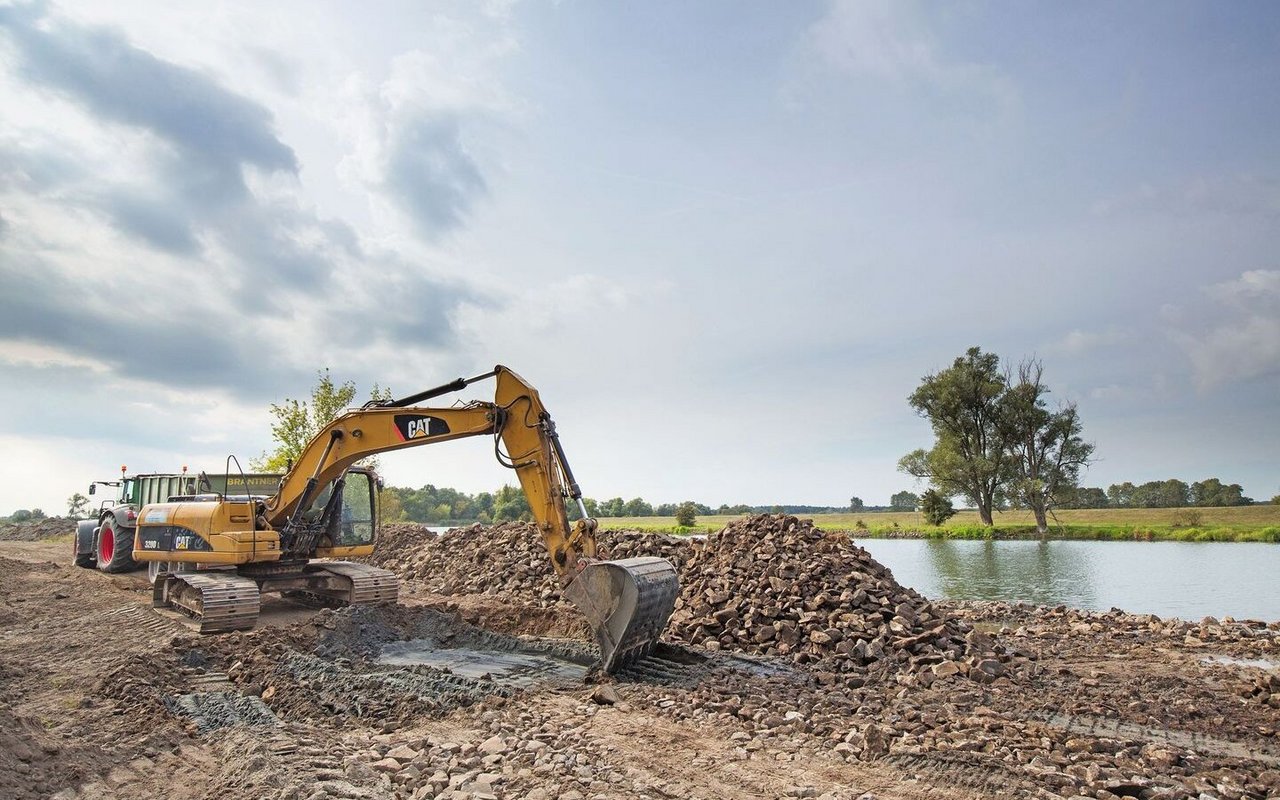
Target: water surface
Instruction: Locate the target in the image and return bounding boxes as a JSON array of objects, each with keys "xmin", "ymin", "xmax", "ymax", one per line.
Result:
[{"xmin": 856, "ymin": 538, "xmax": 1280, "ymax": 622}]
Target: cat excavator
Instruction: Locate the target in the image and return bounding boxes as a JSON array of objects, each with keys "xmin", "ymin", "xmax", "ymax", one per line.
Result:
[{"xmin": 130, "ymin": 366, "xmax": 679, "ymax": 673}]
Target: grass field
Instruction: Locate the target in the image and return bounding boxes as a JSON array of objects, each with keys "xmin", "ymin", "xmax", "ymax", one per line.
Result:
[{"xmin": 598, "ymin": 504, "xmax": 1280, "ymax": 542}]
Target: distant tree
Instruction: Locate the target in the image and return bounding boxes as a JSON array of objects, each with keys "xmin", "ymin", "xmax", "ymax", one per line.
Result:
[
  {"xmin": 1131, "ymin": 479, "xmax": 1190, "ymax": 508},
  {"xmin": 675, "ymin": 501, "xmax": 697, "ymax": 527},
  {"xmin": 1106, "ymin": 482, "xmax": 1134, "ymax": 508},
  {"xmin": 599, "ymin": 497, "xmax": 626, "ymax": 518},
  {"xmin": 30, "ymin": 508, "xmax": 45, "ymax": 520},
  {"xmin": 1190, "ymin": 478, "xmax": 1248, "ymax": 507},
  {"xmin": 1273, "ymin": 493, "xmax": 1280, "ymax": 505},
  {"xmin": 849, "ymin": 496, "xmax": 864, "ymax": 512},
  {"xmin": 920, "ymin": 489, "xmax": 957, "ymax": 526},
  {"xmin": 1001, "ymin": 359, "xmax": 1095, "ymax": 534},
  {"xmin": 10, "ymin": 509, "xmax": 32, "ymax": 522},
  {"xmin": 1060, "ymin": 486, "xmax": 1108, "ymax": 509},
  {"xmin": 900, "ymin": 347, "xmax": 1012, "ymax": 526},
  {"xmin": 378, "ymin": 489, "xmax": 406, "ymax": 523},
  {"xmin": 492, "ymin": 484, "xmax": 531, "ymax": 522},
  {"xmin": 67, "ymin": 492, "xmax": 89, "ymax": 519},
  {"xmin": 653, "ymin": 502, "xmax": 676, "ymax": 516},
  {"xmin": 889, "ymin": 491, "xmax": 919, "ymax": 511},
  {"xmin": 623, "ymin": 497, "xmax": 653, "ymax": 517}
]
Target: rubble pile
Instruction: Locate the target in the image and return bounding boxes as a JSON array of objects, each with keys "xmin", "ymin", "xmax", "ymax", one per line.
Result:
[
  {"xmin": 670, "ymin": 514, "xmax": 1023, "ymax": 682},
  {"xmin": 376, "ymin": 522, "xmax": 565, "ymax": 604},
  {"xmin": 0, "ymin": 516, "xmax": 75, "ymax": 541},
  {"xmin": 371, "ymin": 522, "xmax": 696, "ymax": 607}
]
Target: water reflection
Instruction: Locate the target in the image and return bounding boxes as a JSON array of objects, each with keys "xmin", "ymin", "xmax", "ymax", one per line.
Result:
[
  {"xmin": 923, "ymin": 540, "xmax": 1097, "ymax": 608},
  {"xmin": 858, "ymin": 539, "xmax": 1280, "ymax": 621}
]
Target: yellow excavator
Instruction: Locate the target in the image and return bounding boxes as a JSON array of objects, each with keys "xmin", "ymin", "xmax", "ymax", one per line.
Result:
[{"xmin": 131, "ymin": 366, "xmax": 679, "ymax": 673}]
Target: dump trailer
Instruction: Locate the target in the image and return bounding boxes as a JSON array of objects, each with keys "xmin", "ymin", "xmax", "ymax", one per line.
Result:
[{"xmin": 72, "ymin": 470, "xmax": 281, "ymax": 576}]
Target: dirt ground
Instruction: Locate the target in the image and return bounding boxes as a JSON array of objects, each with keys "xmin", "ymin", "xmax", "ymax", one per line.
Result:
[{"xmin": 1, "ymin": 534, "xmax": 1277, "ymax": 800}]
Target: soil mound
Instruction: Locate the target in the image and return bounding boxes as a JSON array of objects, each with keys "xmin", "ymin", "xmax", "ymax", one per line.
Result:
[
  {"xmin": 670, "ymin": 514, "xmax": 1020, "ymax": 682},
  {"xmin": 0, "ymin": 516, "xmax": 75, "ymax": 541}
]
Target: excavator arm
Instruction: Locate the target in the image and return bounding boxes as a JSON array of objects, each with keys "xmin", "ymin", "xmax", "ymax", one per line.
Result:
[{"xmin": 263, "ymin": 365, "xmax": 678, "ymax": 671}]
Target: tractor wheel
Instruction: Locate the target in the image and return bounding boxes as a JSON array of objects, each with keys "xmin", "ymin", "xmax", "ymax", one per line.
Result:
[
  {"xmin": 73, "ymin": 520, "xmax": 96, "ymax": 568},
  {"xmin": 96, "ymin": 517, "xmax": 138, "ymax": 574}
]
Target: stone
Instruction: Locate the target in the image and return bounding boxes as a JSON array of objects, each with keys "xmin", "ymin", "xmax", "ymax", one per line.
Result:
[
  {"xmin": 478, "ymin": 735, "xmax": 508, "ymax": 755},
  {"xmin": 591, "ymin": 685, "xmax": 619, "ymax": 705},
  {"xmin": 387, "ymin": 745, "xmax": 421, "ymax": 761},
  {"xmin": 371, "ymin": 757, "xmax": 403, "ymax": 774}
]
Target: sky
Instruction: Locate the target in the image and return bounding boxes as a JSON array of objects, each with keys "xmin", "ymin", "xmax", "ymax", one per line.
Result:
[{"xmin": 1, "ymin": 0, "xmax": 1278, "ymax": 515}]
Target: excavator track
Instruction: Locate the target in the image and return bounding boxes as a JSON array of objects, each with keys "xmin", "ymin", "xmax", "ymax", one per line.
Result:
[
  {"xmin": 302, "ymin": 561, "xmax": 400, "ymax": 605},
  {"xmin": 154, "ymin": 572, "xmax": 261, "ymax": 633}
]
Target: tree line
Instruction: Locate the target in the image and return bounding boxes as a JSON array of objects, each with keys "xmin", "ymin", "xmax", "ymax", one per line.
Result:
[
  {"xmin": 376, "ymin": 485, "xmax": 856, "ymax": 525},
  {"xmin": 1059, "ymin": 478, "xmax": 1253, "ymax": 509}
]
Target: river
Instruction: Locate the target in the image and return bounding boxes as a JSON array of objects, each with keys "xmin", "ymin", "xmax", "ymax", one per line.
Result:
[{"xmin": 856, "ymin": 538, "xmax": 1280, "ymax": 622}]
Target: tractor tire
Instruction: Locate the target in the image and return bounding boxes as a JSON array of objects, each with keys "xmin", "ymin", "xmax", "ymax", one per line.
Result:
[
  {"xmin": 73, "ymin": 519, "xmax": 96, "ymax": 568},
  {"xmin": 96, "ymin": 517, "xmax": 138, "ymax": 574}
]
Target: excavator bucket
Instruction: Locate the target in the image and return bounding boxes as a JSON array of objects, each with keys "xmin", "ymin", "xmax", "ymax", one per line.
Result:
[{"xmin": 563, "ymin": 557, "xmax": 679, "ymax": 673}]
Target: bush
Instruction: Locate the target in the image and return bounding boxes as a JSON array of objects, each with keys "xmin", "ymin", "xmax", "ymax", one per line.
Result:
[
  {"xmin": 674, "ymin": 502, "xmax": 697, "ymax": 527},
  {"xmin": 920, "ymin": 489, "xmax": 957, "ymax": 526},
  {"xmin": 1170, "ymin": 509, "xmax": 1204, "ymax": 528},
  {"xmin": 854, "ymin": 519, "xmax": 867, "ymax": 530}
]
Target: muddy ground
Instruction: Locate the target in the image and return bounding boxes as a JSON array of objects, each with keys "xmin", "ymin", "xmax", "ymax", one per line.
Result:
[{"xmin": 0, "ymin": 520, "xmax": 1277, "ymax": 800}]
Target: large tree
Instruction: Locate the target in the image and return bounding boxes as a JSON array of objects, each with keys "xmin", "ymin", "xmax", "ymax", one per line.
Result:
[
  {"xmin": 899, "ymin": 347, "xmax": 1012, "ymax": 525},
  {"xmin": 1001, "ymin": 359, "xmax": 1095, "ymax": 534}
]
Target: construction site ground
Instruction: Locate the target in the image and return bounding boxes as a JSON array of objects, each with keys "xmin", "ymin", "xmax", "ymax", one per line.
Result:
[{"xmin": 1, "ymin": 519, "xmax": 1277, "ymax": 800}]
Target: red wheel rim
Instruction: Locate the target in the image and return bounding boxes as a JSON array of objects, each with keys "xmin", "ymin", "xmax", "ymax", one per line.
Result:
[{"xmin": 101, "ymin": 525, "xmax": 115, "ymax": 563}]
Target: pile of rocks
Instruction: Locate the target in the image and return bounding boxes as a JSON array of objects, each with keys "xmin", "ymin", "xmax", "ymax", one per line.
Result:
[
  {"xmin": 0, "ymin": 516, "xmax": 75, "ymax": 541},
  {"xmin": 670, "ymin": 514, "xmax": 1020, "ymax": 682},
  {"xmin": 375, "ymin": 522, "xmax": 566, "ymax": 604},
  {"xmin": 371, "ymin": 522, "xmax": 695, "ymax": 607}
]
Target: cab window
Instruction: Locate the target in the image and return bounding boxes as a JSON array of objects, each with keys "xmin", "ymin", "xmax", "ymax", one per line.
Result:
[{"xmin": 338, "ymin": 472, "xmax": 375, "ymax": 546}]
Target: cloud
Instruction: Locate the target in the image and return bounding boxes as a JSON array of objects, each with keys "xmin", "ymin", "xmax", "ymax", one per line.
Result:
[
  {"xmin": 1045, "ymin": 327, "xmax": 1127, "ymax": 356},
  {"xmin": 0, "ymin": 2, "xmax": 496, "ymax": 410},
  {"xmin": 337, "ymin": 27, "xmax": 518, "ymax": 240},
  {"xmin": 803, "ymin": 0, "xmax": 1016, "ymax": 112},
  {"xmin": 0, "ymin": 2, "xmax": 296, "ymax": 181},
  {"xmin": 382, "ymin": 113, "xmax": 487, "ymax": 237},
  {"xmin": 1172, "ymin": 269, "xmax": 1280, "ymax": 388}
]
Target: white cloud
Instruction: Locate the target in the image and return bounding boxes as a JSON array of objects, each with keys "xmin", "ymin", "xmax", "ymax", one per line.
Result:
[
  {"xmin": 803, "ymin": 0, "xmax": 1016, "ymax": 111},
  {"xmin": 1172, "ymin": 269, "xmax": 1280, "ymax": 388},
  {"xmin": 1045, "ymin": 327, "xmax": 1126, "ymax": 356}
]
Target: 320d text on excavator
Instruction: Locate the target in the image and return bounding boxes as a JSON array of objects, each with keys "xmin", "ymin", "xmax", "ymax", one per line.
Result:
[{"xmin": 123, "ymin": 365, "xmax": 679, "ymax": 673}]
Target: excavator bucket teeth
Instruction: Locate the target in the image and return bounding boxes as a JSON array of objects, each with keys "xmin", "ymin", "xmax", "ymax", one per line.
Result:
[{"xmin": 564, "ymin": 557, "xmax": 679, "ymax": 673}]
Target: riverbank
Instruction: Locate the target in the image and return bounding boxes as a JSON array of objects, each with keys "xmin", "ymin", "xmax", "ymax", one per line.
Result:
[{"xmin": 600, "ymin": 505, "xmax": 1280, "ymax": 542}]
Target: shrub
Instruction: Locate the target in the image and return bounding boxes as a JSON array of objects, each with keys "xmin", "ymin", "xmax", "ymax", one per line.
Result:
[
  {"xmin": 854, "ymin": 519, "xmax": 867, "ymax": 530},
  {"xmin": 1170, "ymin": 509, "xmax": 1203, "ymax": 528},
  {"xmin": 674, "ymin": 501, "xmax": 697, "ymax": 527},
  {"xmin": 920, "ymin": 489, "xmax": 957, "ymax": 526}
]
